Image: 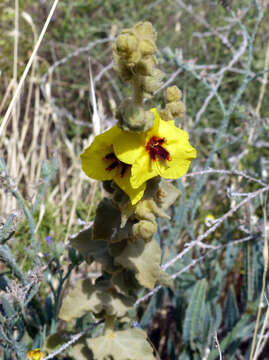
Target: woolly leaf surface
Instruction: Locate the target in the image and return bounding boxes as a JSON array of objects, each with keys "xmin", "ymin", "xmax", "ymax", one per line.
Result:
[
  {"xmin": 86, "ymin": 328, "xmax": 155, "ymax": 360},
  {"xmin": 157, "ymin": 268, "xmax": 174, "ymax": 288},
  {"xmin": 158, "ymin": 179, "xmax": 181, "ymax": 210},
  {"xmin": 112, "ymin": 269, "xmax": 140, "ymax": 297},
  {"xmin": 109, "ymin": 239, "xmax": 128, "ymax": 257},
  {"xmin": 59, "ymin": 279, "xmax": 134, "ymax": 321},
  {"xmin": 115, "ymin": 238, "xmax": 161, "ymax": 288},
  {"xmin": 69, "ymin": 340, "xmax": 93, "ymax": 360},
  {"xmin": 93, "ymin": 198, "xmax": 121, "ymax": 240},
  {"xmin": 70, "ymin": 229, "xmax": 119, "ymax": 272},
  {"xmin": 94, "ymin": 198, "xmax": 133, "ymax": 243},
  {"xmin": 44, "ymin": 331, "xmax": 71, "ymax": 352}
]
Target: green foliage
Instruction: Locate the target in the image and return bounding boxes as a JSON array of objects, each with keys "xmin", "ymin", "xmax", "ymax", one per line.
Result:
[
  {"xmin": 0, "ymin": 244, "xmax": 25, "ymax": 284},
  {"xmin": 208, "ymin": 312, "xmax": 256, "ymax": 360},
  {"xmin": 115, "ymin": 237, "xmax": 162, "ymax": 289},
  {"xmin": 0, "ymin": 295, "xmax": 27, "ymax": 359},
  {"xmin": 85, "ymin": 328, "xmax": 155, "ymax": 360},
  {"xmin": 0, "ymin": 213, "xmax": 17, "ymax": 244},
  {"xmin": 183, "ymin": 279, "xmax": 207, "ymax": 347},
  {"xmin": 14, "ymin": 204, "xmax": 66, "ymax": 270},
  {"xmin": 140, "ymin": 288, "xmax": 165, "ymax": 329},
  {"xmin": 59, "ymin": 279, "xmax": 135, "ymax": 322},
  {"xmin": 224, "ymin": 286, "xmax": 240, "ymax": 331}
]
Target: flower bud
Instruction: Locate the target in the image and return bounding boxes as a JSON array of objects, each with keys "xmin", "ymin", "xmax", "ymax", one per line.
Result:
[
  {"xmin": 165, "ymin": 86, "xmax": 182, "ymax": 102},
  {"xmin": 133, "ymin": 220, "xmax": 157, "ymax": 241},
  {"xmin": 138, "ymin": 39, "xmax": 156, "ymax": 56},
  {"xmin": 143, "ymin": 75, "xmax": 163, "ymax": 95},
  {"xmin": 113, "ymin": 56, "xmax": 133, "ymax": 81},
  {"xmin": 135, "ymin": 56, "xmax": 157, "ymax": 76},
  {"xmin": 117, "ymin": 99, "xmax": 154, "ymax": 132},
  {"xmin": 134, "ymin": 22, "xmax": 157, "ymax": 41},
  {"xmin": 166, "ymin": 101, "xmax": 186, "ymax": 118},
  {"xmin": 115, "ymin": 34, "xmax": 137, "ymax": 56}
]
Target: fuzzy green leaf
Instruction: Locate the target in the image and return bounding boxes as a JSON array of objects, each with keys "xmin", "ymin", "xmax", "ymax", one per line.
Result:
[
  {"xmin": 157, "ymin": 268, "xmax": 174, "ymax": 288},
  {"xmin": 115, "ymin": 237, "xmax": 161, "ymax": 288},
  {"xmin": 59, "ymin": 279, "xmax": 134, "ymax": 322},
  {"xmin": 224, "ymin": 286, "xmax": 239, "ymax": 330},
  {"xmin": 109, "ymin": 239, "xmax": 128, "ymax": 257},
  {"xmin": 111, "ymin": 269, "xmax": 140, "ymax": 297},
  {"xmin": 158, "ymin": 179, "xmax": 181, "ymax": 210},
  {"xmin": 93, "ymin": 198, "xmax": 133, "ymax": 243},
  {"xmin": 86, "ymin": 328, "xmax": 155, "ymax": 360},
  {"xmin": 183, "ymin": 278, "xmax": 207, "ymax": 345},
  {"xmin": 93, "ymin": 198, "xmax": 121, "ymax": 240},
  {"xmin": 69, "ymin": 340, "xmax": 93, "ymax": 360},
  {"xmin": 44, "ymin": 331, "xmax": 71, "ymax": 352},
  {"xmin": 70, "ymin": 229, "xmax": 119, "ymax": 272},
  {"xmin": 70, "ymin": 227, "xmax": 92, "ymax": 251},
  {"xmin": 0, "ymin": 213, "xmax": 17, "ymax": 244}
]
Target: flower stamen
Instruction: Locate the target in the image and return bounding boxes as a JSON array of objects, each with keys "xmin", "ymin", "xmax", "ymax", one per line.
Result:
[
  {"xmin": 146, "ymin": 136, "xmax": 171, "ymax": 163},
  {"xmin": 103, "ymin": 151, "xmax": 130, "ymax": 177}
]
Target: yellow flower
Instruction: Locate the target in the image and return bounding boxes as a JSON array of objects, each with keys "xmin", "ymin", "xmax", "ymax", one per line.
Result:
[
  {"xmin": 114, "ymin": 108, "xmax": 196, "ymax": 188},
  {"xmin": 27, "ymin": 349, "xmax": 44, "ymax": 360},
  {"xmin": 80, "ymin": 126, "xmax": 146, "ymax": 205}
]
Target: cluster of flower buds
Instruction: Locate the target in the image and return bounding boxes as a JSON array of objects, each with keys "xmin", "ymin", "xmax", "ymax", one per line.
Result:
[
  {"xmin": 113, "ymin": 22, "xmax": 163, "ymax": 94},
  {"xmin": 160, "ymin": 85, "xmax": 186, "ymax": 121},
  {"xmin": 113, "ymin": 22, "xmax": 164, "ymax": 132}
]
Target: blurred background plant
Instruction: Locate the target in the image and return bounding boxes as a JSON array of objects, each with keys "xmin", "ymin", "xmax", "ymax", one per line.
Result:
[{"xmin": 0, "ymin": 0, "xmax": 269, "ymax": 359}]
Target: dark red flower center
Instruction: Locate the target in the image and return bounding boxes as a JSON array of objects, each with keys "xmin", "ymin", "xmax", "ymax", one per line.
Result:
[
  {"xmin": 146, "ymin": 136, "xmax": 171, "ymax": 163},
  {"xmin": 103, "ymin": 152, "xmax": 130, "ymax": 177}
]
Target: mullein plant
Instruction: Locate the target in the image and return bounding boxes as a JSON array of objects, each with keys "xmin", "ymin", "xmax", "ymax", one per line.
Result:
[{"xmin": 49, "ymin": 22, "xmax": 196, "ymax": 359}]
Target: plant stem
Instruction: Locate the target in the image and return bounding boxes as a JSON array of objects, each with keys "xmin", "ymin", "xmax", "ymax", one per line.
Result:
[{"xmin": 104, "ymin": 315, "xmax": 116, "ymax": 335}]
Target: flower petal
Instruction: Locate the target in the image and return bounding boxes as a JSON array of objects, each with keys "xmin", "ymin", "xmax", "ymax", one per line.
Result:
[
  {"xmin": 130, "ymin": 153, "xmax": 158, "ymax": 188},
  {"xmin": 158, "ymin": 117, "xmax": 188, "ymax": 141},
  {"xmin": 158, "ymin": 138, "xmax": 196, "ymax": 179},
  {"xmin": 114, "ymin": 131, "xmax": 145, "ymax": 164},
  {"xmin": 81, "ymin": 146, "xmax": 113, "ymax": 181},
  {"xmin": 80, "ymin": 126, "xmax": 123, "ymax": 181},
  {"xmin": 150, "ymin": 116, "xmax": 196, "ymax": 179},
  {"xmin": 88, "ymin": 126, "xmax": 123, "ymax": 151},
  {"xmin": 114, "ymin": 167, "xmax": 146, "ymax": 205}
]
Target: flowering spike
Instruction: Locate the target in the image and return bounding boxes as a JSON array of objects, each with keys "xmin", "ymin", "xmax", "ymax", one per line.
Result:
[{"xmin": 113, "ymin": 22, "xmax": 164, "ymax": 131}]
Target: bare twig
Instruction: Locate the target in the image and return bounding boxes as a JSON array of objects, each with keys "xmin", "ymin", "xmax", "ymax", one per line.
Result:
[
  {"xmin": 214, "ymin": 332, "xmax": 223, "ymax": 360},
  {"xmin": 183, "ymin": 168, "xmax": 267, "ymax": 187}
]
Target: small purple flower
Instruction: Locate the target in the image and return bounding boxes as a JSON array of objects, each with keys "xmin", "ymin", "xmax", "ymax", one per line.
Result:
[{"xmin": 45, "ymin": 236, "xmax": 52, "ymax": 245}]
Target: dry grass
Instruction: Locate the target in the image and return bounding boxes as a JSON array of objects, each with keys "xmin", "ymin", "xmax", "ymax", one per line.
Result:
[{"xmin": 0, "ymin": 0, "xmax": 104, "ymax": 239}]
